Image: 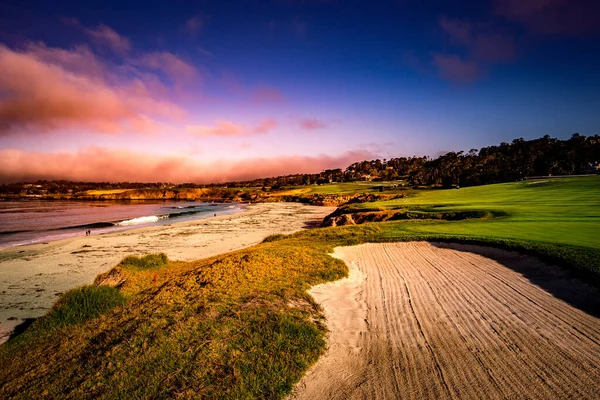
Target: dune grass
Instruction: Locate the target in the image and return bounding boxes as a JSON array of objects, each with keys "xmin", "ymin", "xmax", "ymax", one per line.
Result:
[
  {"xmin": 32, "ymin": 285, "xmax": 127, "ymax": 334},
  {"xmin": 0, "ymin": 243, "xmax": 346, "ymax": 399},
  {"xmin": 119, "ymin": 253, "xmax": 169, "ymax": 270},
  {"xmin": 1, "ymin": 177, "xmax": 598, "ymax": 398}
]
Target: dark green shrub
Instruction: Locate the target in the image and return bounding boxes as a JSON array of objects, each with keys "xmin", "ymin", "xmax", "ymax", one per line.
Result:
[
  {"xmin": 35, "ymin": 285, "xmax": 127, "ymax": 332},
  {"xmin": 119, "ymin": 253, "xmax": 168, "ymax": 269},
  {"xmin": 262, "ymin": 234, "xmax": 287, "ymax": 243}
]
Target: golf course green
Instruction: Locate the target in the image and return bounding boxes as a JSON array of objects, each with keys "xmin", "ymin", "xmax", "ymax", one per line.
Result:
[{"xmin": 343, "ymin": 176, "xmax": 600, "ymax": 249}]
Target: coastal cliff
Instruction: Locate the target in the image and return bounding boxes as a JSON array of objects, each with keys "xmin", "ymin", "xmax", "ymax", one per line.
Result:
[{"xmin": 2, "ymin": 188, "xmax": 402, "ymax": 207}]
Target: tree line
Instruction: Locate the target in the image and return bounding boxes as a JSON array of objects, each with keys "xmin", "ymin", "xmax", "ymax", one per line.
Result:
[
  {"xmin": 214, "ymin": 134, "xmax": 600, "ymax": 188},
  {"xmin": 1, "ymin": 134, "xmax": 598, "ymax": 195}
]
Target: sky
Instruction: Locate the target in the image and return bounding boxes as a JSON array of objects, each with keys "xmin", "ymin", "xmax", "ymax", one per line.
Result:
[{"xmin": 0, "ymin": 0, "xmax": 599, "ymax": 183}]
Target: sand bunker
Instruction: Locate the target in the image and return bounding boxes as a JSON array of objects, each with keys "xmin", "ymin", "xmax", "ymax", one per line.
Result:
[
  {"xmin": 0, "ymin": 202, "xmax": 335, "ymax": 343},
  {"xmin": 291, "ymin": 242, "xmax": 600, "ymax": 399}
]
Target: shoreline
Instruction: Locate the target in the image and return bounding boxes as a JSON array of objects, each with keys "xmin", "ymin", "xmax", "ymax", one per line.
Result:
[
  {"xmin": 0, "ymin": 202, "xmax": 336, "ymax": 343},
  {"xmin": 0, "ymin": 200, "xmax": 246, "ymax": 250}
]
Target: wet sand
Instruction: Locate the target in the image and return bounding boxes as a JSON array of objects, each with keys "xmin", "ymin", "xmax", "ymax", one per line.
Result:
[{"xmin": 0, "ymin": 202, "xmax": 335, "ymax": 343}]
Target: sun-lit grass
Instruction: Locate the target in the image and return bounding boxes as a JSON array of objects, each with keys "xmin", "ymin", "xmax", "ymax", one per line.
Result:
[
  {"xmin": 285, "ymin": 180, "xmax": 410, "ymax": 195},
  {"xmin": 0, "ymin": 243, "xmax": 346, "ymax": 399},
  {"xmin": 84, "ymin": 189, "xmax": 130, "ymax": 195},
  {"xmin": 268, "ymin": 188, "xmax": 313, "ymax": 197},
  {"xmin": 32, "ymin": 285, "xmax": 127, "ymax": 333}
]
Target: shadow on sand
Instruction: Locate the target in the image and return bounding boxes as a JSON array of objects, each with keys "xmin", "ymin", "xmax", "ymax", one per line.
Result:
[
  {"xmin": 7, "ymin": 318, "xmax": 37, "ymax": 342},
  {"xmin": 431, "ymin": 242, "xmax": 600, "ymax": 319},
  {"xmin": 302, "ymin": 219, "xmax": 323, "ymax": 229}
]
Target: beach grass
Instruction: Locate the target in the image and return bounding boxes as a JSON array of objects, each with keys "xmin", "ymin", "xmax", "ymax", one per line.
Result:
[
  {"xmin": 118, "ymin": 253, "xmax": 169, "ymax": 270},
  {"xmin": 32, "ymin": 285, "xmax": 128, "ymax": 334},
  {"xmin": 0, "ymin": 242, "xmax": 346, "ymax": 399},
  {"xmin": 1, "ymin": 177, "xmax": 599, "ymax": 398}
]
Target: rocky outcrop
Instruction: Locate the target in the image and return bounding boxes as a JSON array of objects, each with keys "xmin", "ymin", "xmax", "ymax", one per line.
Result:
[
  {"xmin": 83, "ymin": 188, "xmax": 211, "ymax": 201},
  {"xmin": 5, "ymin": 187, "xmax": 405, "ymax": 207},
  {"xmin": 322, "ymin": 213, "xmax": 357, "ymax": 227},
  {"xmin": 322, "ymin": 209, "xmax": 491, "ymax": 227}
]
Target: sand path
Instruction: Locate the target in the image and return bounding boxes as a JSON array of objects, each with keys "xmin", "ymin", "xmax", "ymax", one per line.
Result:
[
  {"xmin": 0, "ymin": 202, "xmax": 335, "ymax": 342},
  {"xmin": 291, "ymin": 242, "xmax": 600, "ymax": 399}
]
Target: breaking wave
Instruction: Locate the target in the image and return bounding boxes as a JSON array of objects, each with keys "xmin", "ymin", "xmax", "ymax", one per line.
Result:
[{"xmin": 117, "ymin": 215, "xmax": 168, "ymax": 226}]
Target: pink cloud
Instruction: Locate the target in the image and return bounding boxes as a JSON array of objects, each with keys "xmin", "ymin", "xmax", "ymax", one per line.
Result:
[
  {"xmin": 252, "ymin": 119, "xmax": 277, "ymax": 134},
  {"xmin": 219, "ymin": 72, "xmax": 246, "ymax": 95},
  {"xmin": 436, "ymin": 17, "xmax": 516, "ymax": 82},
  {"xmin": 253, "ymin": 86, "xmax": 285, "ymax": 103},
  {"xmin": 439, "ymin": 17, "xmax": 516, "ymax": 63},
  {"xmin": 84, "ymin": 24, "xmax": 131, "ymax": 54},
  {"xmin": 186, "ymin": 120, "xmax": 246, "ymax": 137},
  {"xmin": 182, "ymin": 16, "xmax": 204, "ymax": 36},
  {"xmin": 62, "ymin": 20, "xmax": 200, "ymax": 88},
  {"xmin": 495, "ymin": 0, "xmax": 600, "ymax": 36},
  {"xmin": 219, "ymin": 73, "xmax": 285, "ymax": 104},
  {"xmin": 24, "ymin": 42, "xmax": 107, "ymax": 80},
  {"xmin": 187, "ymin": 118, "xmax": 277, "ymax": 137},
  {"xmin": 0, "ymin": 147, "xmax": 376, "ymax": 184},
  {"xmin": 0, "ymin": 44, "xmax": 185, "ymax": 135},
  {"xmin": 439, "ymin": 17, "xmax": 472, "ymax": 45},
  {"xmin": 471, "ymin": 32, "xmax": 516, "ymax": 63},
  {"xmin": 432, "ymin": 54, "xmax": 481, "ymax": 83},
  {"xmin": 299, "ymin": 118, "xmax": 327, "ymax": 130},
  {"xmin": 133, "ymin": 51, "xmax": 200, "ymax": 85}
]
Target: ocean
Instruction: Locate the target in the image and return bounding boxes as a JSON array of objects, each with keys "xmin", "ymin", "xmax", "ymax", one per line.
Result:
[{"xmin": 0, "ymin": 200, "xmax": 246, "ymax": 248}]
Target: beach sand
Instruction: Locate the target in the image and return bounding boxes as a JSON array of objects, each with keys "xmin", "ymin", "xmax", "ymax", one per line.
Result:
[{"xmin": 0, "ymin": 202, "xmax": 335, "ymax": 343}]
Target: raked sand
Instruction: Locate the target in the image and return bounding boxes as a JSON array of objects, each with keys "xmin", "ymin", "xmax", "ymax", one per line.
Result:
[
  {"xmin": 290, "ymin": 242, "xmax": 600, "ymax": 399},
  {"xmin": 0, "ymin": 202, "xmax": 335, "ymax": 343}
]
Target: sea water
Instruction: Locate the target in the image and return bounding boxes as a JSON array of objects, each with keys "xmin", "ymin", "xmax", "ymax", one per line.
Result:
[{"xmin": 0, "ymin": 200, "xmax": 245, "ymax": 248}]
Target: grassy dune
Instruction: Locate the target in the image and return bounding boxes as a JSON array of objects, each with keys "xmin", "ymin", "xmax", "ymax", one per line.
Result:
[
  {"xmin": 1, "ymin": 177, "xmax": 598, "ymax": 398},
  {"xmin": 0, "ymin": 243, "xmax": 348, "ymax": 398}
]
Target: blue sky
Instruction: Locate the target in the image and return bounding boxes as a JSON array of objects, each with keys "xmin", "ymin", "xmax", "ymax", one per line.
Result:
[{"xmin": 0, "ymin": 0, "xmax": 598, "ymax": 182}]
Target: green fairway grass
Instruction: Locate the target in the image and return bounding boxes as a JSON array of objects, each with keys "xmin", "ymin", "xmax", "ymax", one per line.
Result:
[{"xmin": 339, "ymin": 176, "xmax": 600, "ymax": 250}]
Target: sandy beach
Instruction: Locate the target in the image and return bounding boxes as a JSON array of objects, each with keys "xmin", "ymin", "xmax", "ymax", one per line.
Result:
[
  {"xmin": 290, "ymin": 242, "xmax": 600, "ymax": 399},
  {"xmin": 0, "ymin": 202, "xmax": 335, "ymax": 343}
]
